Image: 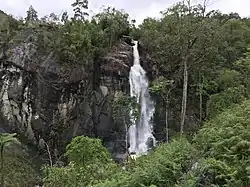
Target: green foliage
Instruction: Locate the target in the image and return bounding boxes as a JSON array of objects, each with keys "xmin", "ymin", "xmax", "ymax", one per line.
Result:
[
  {"xmin": 193, "ymin": 100, "xmax": 250, "ymax": 186},
  {"xmin": 0, "ymin": 133, "xmax": 37, "ymax": 186},
  {"xmin": 43, "ymin": 136, "xmax": 120, "ymax": 187},
  {"xmin": 207, "ymin": 86, "xmax": 246, "ymax": 118},
  {"xmin": 205, "ymin": 50, "xmax": 250, "ymax": 117},
  {"xmin": 43, "ymin": 161, "xmax": 120, "ymax": 187},
  {"xmin": 55, "ymin": 21, "xmax": 101, "ymax": 64},
  {"xmin": 149, "ymin": 76, "xmax": 174, "ymax": 105},
  {"xmin": 0, "ymin": 133, "xmax": 20, "ymax": 148},
  {"xmin": 94, "ymin": 7, "xmax": 130, "ymax": 47},
  {"xmin": 234, "ymin": 49, "xmax": 250, "ymax": 94},
  {"xmin": 176, "ymin": 158, "xmax": 236, "ymax": 187},
  {"xmin": 112, "ymin": 94, "xmax": 138, "ymax": 127},
  {"xmin": 216, "ymin": 69, "xmax": 242, "ymax": 90},
  {"xmin": 0, "ymin": 11, "xmax": 20, "ymax": 48},
  {"xmin": 134, "ymin": 0, "xmax": 250, "ymax": 134},
  {"xmin": 25, "ymin": 5, "xmax": 38, "ymax": 23},
  {"xmin": 1, "ymin": 4, "xmax": 132, "ymax": 66},
  {"xmin": 94, "ymin": 100, "xmax": 250, "ymax": 187},
  {"xmin": 0, "ymin": 133, "xmax": 20, "ymax": 186},
  {"xmin": 51, "ymin": 6, "xmax": 132, "ymax": 65},
  {"xmin": 0, "ymin": 10, "xmax": 10, "ymax": 28},
  {"xmin": 149, "ymin": 77, "xmax": 173, "ymax": 96},
  {"xmin": 138, "ymin": 2, "xmax": 220, "ymax": 75},
  {"xmin": 2, "ymin": 153, "xmax": 37, "ymax": 186},
  {"xmin": 65, "ymin": 136, "xmax": 111, "ymax": 166},
  {"xmin": 95, "ymin": 138, "xmax": 196, "ymax": 187},
  {"xmin": 72, "ymin": 0, "xmax": 89, "ymax": 21},
  {"xmin": 2, "ymin": 0, "xmax": 250, "ymax": 186}
]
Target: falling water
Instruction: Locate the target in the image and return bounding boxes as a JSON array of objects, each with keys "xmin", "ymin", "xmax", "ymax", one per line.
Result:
[{"xmin": 128, "ymin": 41, "xmax": 155, "ymax": 155}]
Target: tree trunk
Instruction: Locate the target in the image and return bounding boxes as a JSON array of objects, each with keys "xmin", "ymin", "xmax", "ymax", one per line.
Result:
[
  {"xmin": 91, "ymin": 92, "xmax": 98, "ymax": 136},
  {"xmin": 124, "ymin": 115, "xmax": 128, "ymax": 162},
  {"xmin": 199, "ymin": 73, "xmax": 203, "ymax": 124},
  {"xmin": 199, "ymin": 86, "xmax": 203, "ymax": 124},
  {"xmin": 1, "ymin": 145, "xmax": 4, "ymax": 187},
  {"xmin": 91, "ymin": 59, "xmax": 100, "ymax": 137},
  {"xmin": 124, "ymin": 115, "xmax": 128, "ymax": 151},
  {"xmin": 180, "ymin": 59, "xmax": 188, "ymax": 134},
  {"xmin": 45, "ymin": 142, "xmax": 53, "ymax": 167},
  {"xmin": 165, "ymin": 107, "xmax": 169, "ymax": 143}
]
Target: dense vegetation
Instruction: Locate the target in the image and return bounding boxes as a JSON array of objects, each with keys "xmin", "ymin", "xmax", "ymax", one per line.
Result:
[
  {"xmin": 43, "ymin": 100, "xmax": 250, "ymax": 187},
  {"xmin": 0, "ymin": 133, "xmax": 37, "ymax": 186},
  {"xmin": 1, "ymin": 0, "xmax": 250, "ymax": 186},
  {"xmin": 141, "ymin": 2, "xmax": 250, "ymax": 137}
]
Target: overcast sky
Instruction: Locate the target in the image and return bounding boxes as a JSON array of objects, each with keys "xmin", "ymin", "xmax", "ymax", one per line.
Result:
[{"xmin": 1, "ymin": 0, "xmax": 250, "ymax": 23}]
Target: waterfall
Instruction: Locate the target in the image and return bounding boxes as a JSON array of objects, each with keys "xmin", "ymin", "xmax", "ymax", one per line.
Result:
[{"xmin": 128, "ymin": 41, "xmax": 155, "ymax": 156}]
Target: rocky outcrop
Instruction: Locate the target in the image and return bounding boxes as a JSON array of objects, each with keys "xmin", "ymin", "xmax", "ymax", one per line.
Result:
[{"xmin": 0, "ymin": 29, "xmax": 134, "ymax": 163}]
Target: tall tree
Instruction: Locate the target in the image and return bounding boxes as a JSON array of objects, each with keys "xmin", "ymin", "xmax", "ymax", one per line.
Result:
[
  {"xmin": 149, "ymin": 77, "xmax": 174, "ymax": 142},
  {"xmin": 112, "ymin": 95, "xmax": 138, "ymax": 158},
  {"xmin": 72, "ymin": 0, "xmax": 89, "ymax": 21},
  {"xmin": 25, "ymin": 5, "xmax": 38, "ymax": 23},
  {"xmin": 61, "ymin": 11, "xmax": 69, "ymax": 23},
  {"xmin": 94, "ymin": 7, "xmax": 130, "ymax": 48},
  {"xmin": 138, "ymin": 0, "xmax": 220, "ymax": 134}
]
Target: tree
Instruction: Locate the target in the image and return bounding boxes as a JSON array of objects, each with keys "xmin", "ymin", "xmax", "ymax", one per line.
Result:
[
  {"xmin": 0, "ymin": 133, "xmax": 20, "ymax": 187},
  {"xmin": 93, "ymin": 99, "xmax": 250, "ymax": 187},
  {"xmin": 234, "ymin": 49, "xmax": 250, "ymax": 95},
  {"xmin": 39, "ymin": 139, "xmax": 53, "ymax": 167},
  {"xmin": 193, "ymin": 100, "xmax": 250, "ymax": 186},
  {"xmin": 0, "ymin": 14, "xmax": 19, "ymax": 60},
  {"xmin": 49, "ymin": 13, "xmax": 58, "ymax": 22},
  {"xmin": 94, "ymin": 7, "xmax": 131, "ymax": 48},
  {"xmin": 94, "ymin": 138, "xmax": 195, "ymax": 187},
  {"xmin": 164, "ymin": 0, "xmax": 215, "ymax": 134},
  {"xmin": 61, "ymin": 11, "xmax": 69, "ymax": 23},
  {"xmin": 149, "ymin": 77, "xmax": 174, "ymax": 142},
  {"xmin": 138, "ymin": 0, "xmax": 222, "ymax": 134},
  {"xmin": 43, "ymin": 136, "xmax": 120, "ymax": 187},
  {"xmin": 25, "ymin": 5, "xmax": 38, "ymax": 23},
  {"xmin": 40, "ymin": 15, "xmax": 48, "ymax": 23},
  {"xmin": 112, "ymin": 95, "xmax": 138, "ymax": 158},
  {"xmin": 72, "ymin": 0, "xmax": 89, "ymax": 21},
  {"xmin": 65, "ymin": 136, "xmax": 111, "ymax": 166}
]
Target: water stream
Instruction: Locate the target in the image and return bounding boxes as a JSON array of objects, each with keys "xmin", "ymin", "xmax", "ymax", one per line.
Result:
[{"xmin": 128, "ymin": 41, "xmax": 155, "ymax": 155}]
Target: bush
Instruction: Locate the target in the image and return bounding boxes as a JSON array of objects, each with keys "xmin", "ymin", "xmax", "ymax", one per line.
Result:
[
  {"xmin": 96, "ymin": 100, "xmax": 250, "ymax": 187},
  {"xmin": 193, "ymin": 100, "xmax": 250, "ymax": 186},
  {"xmin": 65, "ymin": 136, "xmax": 111, "ymax": 166},
  {"xmin": 43, "ymin": 136, "xmax": 120, "ymax": 187},
  {"xmin": 43, "ymin": 161, "xmax": 120, "ymax": 187},
  {"xmin": 95, "ymin": 138, "xmax": 196, "ymax": 187},
  {"xmin": 207, "ymin": 85, "xmax": 246, "ymax": 118},
  {"xmin": 3, "ymin": 152, "xmax": 37, "ymax": 186}
]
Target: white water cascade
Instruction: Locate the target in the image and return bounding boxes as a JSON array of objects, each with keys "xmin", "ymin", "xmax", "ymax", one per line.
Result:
[{"xmin": 128, "ymin": 41, "xmax": 155, "ymax": 156}]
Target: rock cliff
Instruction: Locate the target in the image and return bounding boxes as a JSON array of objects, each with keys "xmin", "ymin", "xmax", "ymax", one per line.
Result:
[{"xmin": 0, "ymin": 28, "xmax": 135, "ymax": 162}]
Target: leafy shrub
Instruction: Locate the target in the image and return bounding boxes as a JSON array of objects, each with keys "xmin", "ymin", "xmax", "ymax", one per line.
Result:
[
  {"xmin": 43, "ymin": 136, "xmax": 120, "ymax": 187},
  {"xmin": 194, "ymin": 100, "xmax": 250, "ymax": 186},
  {"xmin": 95, "ymin": 138, "xmax": 196, "ymax": 187},
  {"xmin": 3, "ymin": 152, "xmax": 37, "ymax": 186},
  {"xmin": 65, "ymin": 136, "xmax": 111, "ymax": 166},
  {"xmin": 43, "ymin": 161, "xmax": 120, "ymax": 187},
  {"xmin": 207, "ymin": 85, "xmax": 246, "ymax": 118},
  {"xmin": 216, "ymin": 69, "xmax": 242, "ymax": 90},
  {"xmin": 96, "ymin": 100, "xmax": 250, "ymax": 187}
]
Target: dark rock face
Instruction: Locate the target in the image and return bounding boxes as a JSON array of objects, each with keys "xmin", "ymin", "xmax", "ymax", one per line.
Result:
[
  {"xmin": 138, "ymin": 42, "xmax": 157, "ymax": 81},
  {"xmin": 0, "ymin": 31, "xmax": 134, "ymax": 162}
]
